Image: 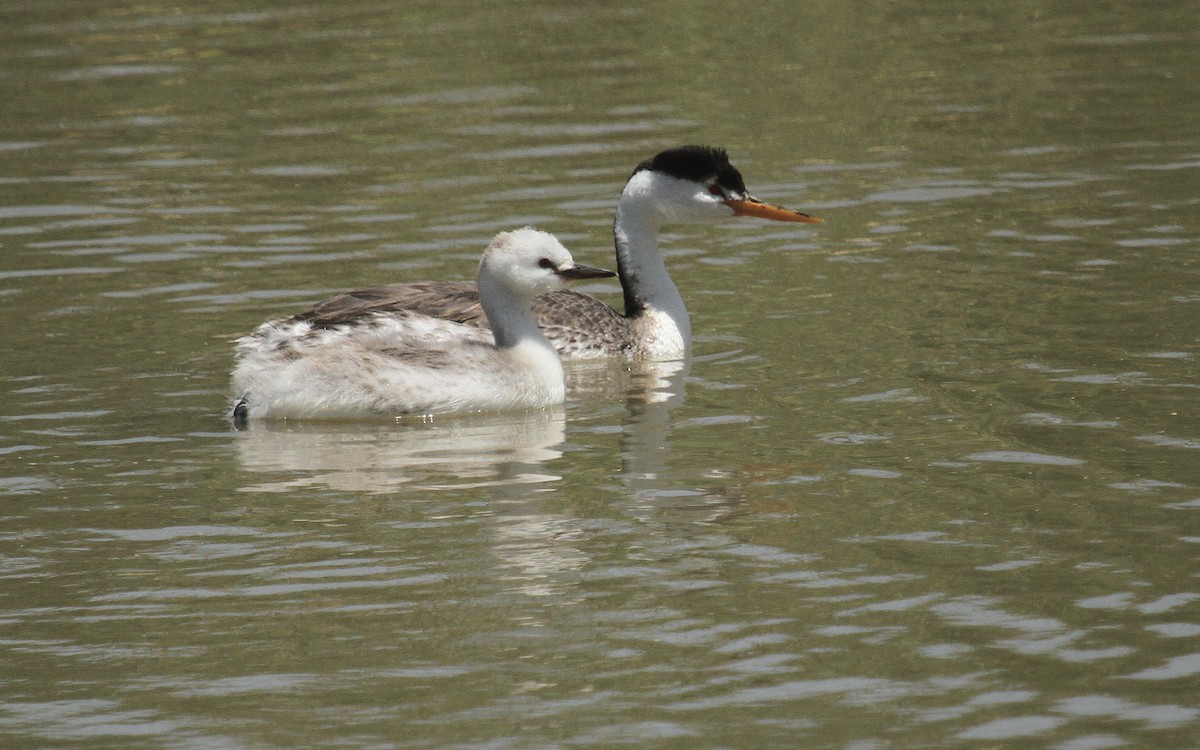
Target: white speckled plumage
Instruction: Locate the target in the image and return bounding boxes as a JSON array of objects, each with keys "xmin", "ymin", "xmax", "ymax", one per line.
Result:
[
  {"xmin": 286, "ymin": 146, "xmax": 821, "ymax": 361},
  {"xmin": 230, "ymin": 228, "xmax": 613, "ymax": 420}
]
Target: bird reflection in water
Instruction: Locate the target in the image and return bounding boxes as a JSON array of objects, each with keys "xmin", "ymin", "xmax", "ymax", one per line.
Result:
[
  {"xmin": 233, "ymin": 409, "xmax": 567, "ymax": 495},
  {"xmin": 231, "ymin": 358, "xmax": 688, "ymax": 496},
  {"xmin": 231, "ymin": 360, "xmax": 690, "ymax": 603}
]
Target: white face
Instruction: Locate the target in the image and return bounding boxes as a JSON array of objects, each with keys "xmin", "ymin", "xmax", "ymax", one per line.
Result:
[
  {"xmin": 481, "ymin": 228, "xmax": 574, "ymax": 298},
  {"xmin": 622, "ymin": 170, "xmax": 737, "ymax": 224}
]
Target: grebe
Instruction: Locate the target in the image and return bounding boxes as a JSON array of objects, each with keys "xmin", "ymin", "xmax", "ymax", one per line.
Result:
[
  {"xmin": 230, "ymin": 228, "xmax": 614, "ymax": 421},
  {"xmin": 295, "ymin": 146, "xmax": 821, "ymax": 360}
]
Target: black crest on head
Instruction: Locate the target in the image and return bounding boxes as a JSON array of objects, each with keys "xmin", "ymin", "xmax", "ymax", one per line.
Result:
[{"xmin": 633, "ymin": 145, "xmax": 748, "ymax": 195}]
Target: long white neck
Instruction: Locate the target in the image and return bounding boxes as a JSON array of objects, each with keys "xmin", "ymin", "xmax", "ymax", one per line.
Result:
[
  {"xmin": 480, "ymin": 277, "xmax": 563, "ymax": 381},
  {"xmin": 613, "ymin": 182, "xmax": 691, "ymax": 349}
]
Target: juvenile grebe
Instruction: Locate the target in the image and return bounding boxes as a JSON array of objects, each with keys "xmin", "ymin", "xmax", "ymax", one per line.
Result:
[
  {"xmin": 294, "ymin": 146, "xmax": 821, "ymax": 360},
  {"xmin": 230, "ymin": 228, "xmax": 614, "ymax": 421}
]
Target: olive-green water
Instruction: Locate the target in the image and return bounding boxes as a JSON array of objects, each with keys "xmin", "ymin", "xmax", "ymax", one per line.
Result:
[{"xmin": 2, "ymin": 2, "xmax": 1198, "ymax": 748}]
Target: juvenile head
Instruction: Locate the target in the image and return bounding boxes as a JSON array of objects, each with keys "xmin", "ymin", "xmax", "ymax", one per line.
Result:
[{"xmin": 479, "ymin": 228, "xmax": 614, "ymax": 300}]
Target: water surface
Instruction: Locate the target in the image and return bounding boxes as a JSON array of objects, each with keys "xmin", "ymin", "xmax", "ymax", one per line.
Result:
[{"xmin": 2, "ymin": 1, "xmax": 1198, "ymax": 748}]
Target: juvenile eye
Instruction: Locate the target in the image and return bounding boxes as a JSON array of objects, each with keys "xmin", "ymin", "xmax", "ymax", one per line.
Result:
[{"xmin": 537, "ymin": 258, "xmax": 555, "ymax": 269}]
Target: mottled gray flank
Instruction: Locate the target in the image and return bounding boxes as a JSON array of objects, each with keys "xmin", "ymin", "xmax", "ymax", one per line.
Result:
[{"xmin": 292, "ymin": 282, "xmax": 635, "ymax": 358}]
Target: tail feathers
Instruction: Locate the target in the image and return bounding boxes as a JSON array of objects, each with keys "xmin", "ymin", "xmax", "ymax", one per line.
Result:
[{"xmin": 231, "ymin": 396, "xmax": 250, "ymax": 428}]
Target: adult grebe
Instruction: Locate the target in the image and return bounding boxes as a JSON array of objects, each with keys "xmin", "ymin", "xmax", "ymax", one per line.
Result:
[
  {"xmin": 230, "ymin": 228, "xmax": 614, "ymax": 421},
  {"xmin": 295, "ymin": 146, "xmax": 821, "ymax": 360}
]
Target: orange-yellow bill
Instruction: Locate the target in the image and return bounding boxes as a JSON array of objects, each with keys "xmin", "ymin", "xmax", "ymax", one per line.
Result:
[{"xmin": 725, "ymin": 198, "xmax": 823, "ymax": 224}]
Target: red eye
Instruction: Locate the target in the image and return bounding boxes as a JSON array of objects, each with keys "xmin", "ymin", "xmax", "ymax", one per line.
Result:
[{"xmin": 707, "ymin": 184, "xmax": 724, "ymax": 197}]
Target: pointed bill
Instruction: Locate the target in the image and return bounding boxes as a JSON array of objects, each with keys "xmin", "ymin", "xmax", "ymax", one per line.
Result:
[
  {"xmin": 724, "ymin": 197, "xmax": 823, "ymax": 224},
  {"xmin": 557, "ymin": 263, "xmax": 617, "ymax": 280}
]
